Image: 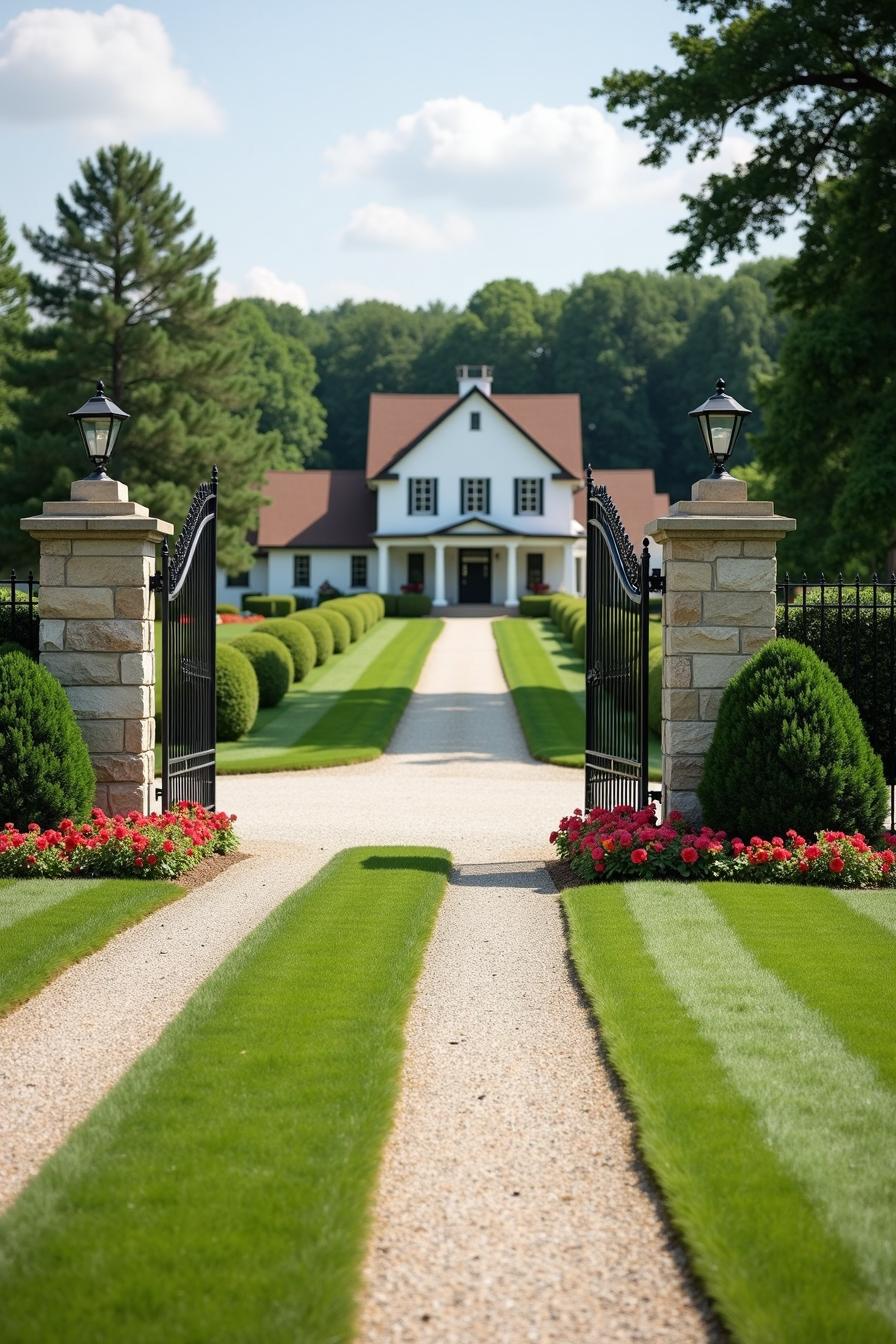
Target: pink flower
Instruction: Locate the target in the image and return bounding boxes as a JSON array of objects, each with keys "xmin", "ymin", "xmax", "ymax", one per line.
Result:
[
  {"xmin": 631, "ymin": 848, "xmax": 649, "ymax": 865},
  {"xmin": 681, "ymin": 847, "xmax": 699, "ymax": 865}
]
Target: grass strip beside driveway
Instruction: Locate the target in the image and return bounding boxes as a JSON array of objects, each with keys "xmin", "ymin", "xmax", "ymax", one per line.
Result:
[
  {"xmin": 0, "ymin": 878, "xmax": 184, "ymax": 1016},
  {"xmin": 493, "ymin": 617, "xmax": 586, "ymax": 767},
  {"xmin": 218, "ymin": 618, "xmax": 442, "ymax": 773},
  {"xmin": 0, "ymin": 846, "xmax": 452, "ymax": 1344},
  {"xmin": 563, "ymin": 881, "xmax": 896, "ymax": 1343}
]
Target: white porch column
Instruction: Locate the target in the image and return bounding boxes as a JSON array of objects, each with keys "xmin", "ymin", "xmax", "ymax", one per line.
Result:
[
  {"xmin": 433, "ymin": 541, "xmax": 447, "ymax": 607},
  {"xmin": 504, "ymin": 540, "xmax": 519, "ymax": 607},
  {"xmin": 562, "ymin": 542, "xmax": 576, "ymax": 594},
  {"xmin": 376, "ymin": 540, "xmax": 390, "ymax": 592}
]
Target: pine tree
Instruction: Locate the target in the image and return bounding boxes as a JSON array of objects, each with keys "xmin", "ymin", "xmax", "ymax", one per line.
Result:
[
  {"xmin": 0, "ymin": 214, "xmax": 28, "ymax": 432},
  {"xmin": 2, "ymin": 144, "xmax": 273, "ymax": 571}
]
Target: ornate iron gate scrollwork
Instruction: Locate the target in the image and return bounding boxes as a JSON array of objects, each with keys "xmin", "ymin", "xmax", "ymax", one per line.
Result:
[
  {"xmin": 151, "ymin": 469, "xmax": 218, "ymax": 809},
  {"xmin": 584, "ymin": 471, "xmax": 663, "ymax": 812}
]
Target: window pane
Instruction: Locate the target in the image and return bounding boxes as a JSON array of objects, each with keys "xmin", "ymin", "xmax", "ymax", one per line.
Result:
[
  {"xmin": 461, "ymin": 477, "xmax": 488, "ymax": 513},
  {"xmin": 293, "ymin": 555, "xmax": 310, "ymax": 586},
  {"xmin": 516, "ymin": 478, "xmax": 543, "ymax": 514},
  {"xmin": 407, "ymin": 552, "xmax": 424, "ymax": 585},
  {"xmin": 410, "ymin": 478, "xmax": 436, "ymax": 514},
  {"xmin": 351, "ymin": 555, "xmax": 367, "ymax": 587},
  {"xmin": 526, "ymin": 552, "xmax": 544, "ymax": 587},
  {"xmin": 226, "ymin": 571, "xmax": 250, "ymax": 587}
]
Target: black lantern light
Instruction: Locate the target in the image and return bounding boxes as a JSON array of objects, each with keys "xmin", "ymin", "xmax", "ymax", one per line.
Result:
[
  {"xmin": 688, "ymin": 378, "xmax": 751, "ymax": 478},
  {"xmin": 68, "ymin": 380, "xmax": 130, "ymax": 479}
]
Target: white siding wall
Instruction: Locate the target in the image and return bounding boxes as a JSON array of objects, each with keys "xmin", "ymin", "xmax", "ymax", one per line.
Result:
[
  {"xmin": 375, "ymin": 398, "xmax": 578, "ymax": 537},
  {"xmin": 216, "ymin": 549, "xmax": 375, "ymax": 605},
  {"xmin": 216, "ymin": 556, "xmax": 269, "ymax": 607}
]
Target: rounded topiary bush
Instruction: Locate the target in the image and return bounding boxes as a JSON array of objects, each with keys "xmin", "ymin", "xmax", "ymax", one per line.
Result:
[
  {"xmin": 216, "ymin": 644, "xmax": 259, "ymax": 741},
  {"xmin": 699, "ymin": 638, "xmax": 888, "ymax": 839},
  {"xmin": 570, "ymin": 609, "xmax": 586, "ymax": 658},
  {"xmin": 290, "ymin": 610, "xmax": 334, "ymax": 664},
  {"xmin": 317, "ymin": 605, "xmax": 352, "ymax": 653},
  {"xmin": 261, "ymin": 618, "xmax": 316, "ymax": 682},
  {"xmin": 229, "ymin": 633, "xmax": 293, "ymax": 707},
  {"xmin": 323, "ymin": 599, "xmax": 364, "ymax": 642},
  {"xmin": 0, "ymin": 650, "xmax": 95, "ymax": 828}
]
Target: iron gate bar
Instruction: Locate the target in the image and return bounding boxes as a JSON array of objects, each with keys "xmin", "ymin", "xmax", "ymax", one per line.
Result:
[
  {"xmin": 0, "ymin": 570, "xmax": 40, "ymax": 658},
  {"xmin": 152, "ymin": 468, "xmax": 218, "ymax": 811}
]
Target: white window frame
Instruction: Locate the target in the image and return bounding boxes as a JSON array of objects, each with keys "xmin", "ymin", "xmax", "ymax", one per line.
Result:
[
  {"xmin": 350, "ymin": 554, "xmax": 368, "ymax": 587},
  {"xmin": 515, "ymin": 477, "xmax": 544, "ymax": 516},
  {"xmin": 461, "ymin": 477, "xmax": 490, "ymax": 514},
  {"xmin": 293, "ymin": 554, "xmax": 310, "ymax": 587},
  {"xmin": 408, "ymin": 477, "xmax": 437, "ymax": 515}
]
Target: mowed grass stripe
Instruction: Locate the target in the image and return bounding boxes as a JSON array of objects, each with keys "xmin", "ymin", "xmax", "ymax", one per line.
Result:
[
  {"xmin": 626, "ymin": 881, "xmax": 896, "ymax": 1331},
  {"xmin": 0, "ymin": 877, "xmax": 106, "ymax": 930},
  {"xmin": 0, "ymin": 879, "xmax": 183, "ymax": 1017},
  {"xmin": 563, "ymin": 883, "xmax": 896, "ymax": 1343},
  {"xmin": 835, "ymin": 888, "xmax": 896, "ymax": 939},
  {"xmin": 492, "ymin": 618, "xmax": 584, "ymax": 766},
  {"xmin": 0, "ymin": 847, "xmax": 452, "ymax": 1344},
  {"xmin": 219, "ymin": 618, "xmax": 442, "ymax": 774},
  {"xmin": 711, "ymin": 883, "xmax": 896, "ymax": 1090},
  {"xmin": 217, "ymin": 618, "xmax": 407, "ymax": 768}
]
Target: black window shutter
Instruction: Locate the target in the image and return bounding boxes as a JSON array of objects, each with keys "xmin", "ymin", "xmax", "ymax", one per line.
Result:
[
  {"xmin": 485, "ymin": 479, "xmax": 491, "ymax": 514},
  {"xmin": 432, "ymin": 479, "xmax": 438, "ymax": 515},
  {"xmin": 460, "ymin": 479, "xmax": 465, "ymax": 513},
  {"xmin": 513, "ymin": 478, "xmax": 519, "ymax": 515},
  {"xmin": 538, "ymin": 479, "xmax": 544, "ymax": 514},
  {"xmin": 408, "ymin": 478, "xmax": 413, "ymax": 514}
]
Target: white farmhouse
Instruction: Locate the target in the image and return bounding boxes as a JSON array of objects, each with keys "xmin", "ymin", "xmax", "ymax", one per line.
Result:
[{"xmin": 217, "ymin": 366, "xmax": 668, "ymax": 608}]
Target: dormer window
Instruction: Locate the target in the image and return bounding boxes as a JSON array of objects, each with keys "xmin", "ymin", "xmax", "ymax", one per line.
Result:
[
  {"xmin": 461, "ymin": 477, "xmax": 490, "ymax": 513},
  {"xmin": 470, "ymin": 410, "xmax": 481, "ymax": 431},
  {"xmin": 409, "ymin": 477, "xmax": 437, "ymax": 515}
]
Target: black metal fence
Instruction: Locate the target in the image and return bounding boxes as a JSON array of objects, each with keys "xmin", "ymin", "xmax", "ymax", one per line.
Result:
[
  {"xmin": 777, "ymin": 573, "xmax": 896, "ymax": 822},
  {"xmin": 153, "ymin": 471, "xmax": 218, "ymax": 810},
  {"xmin": 0, "ymin": 571, "xmax": 39, "ymax": 657}
]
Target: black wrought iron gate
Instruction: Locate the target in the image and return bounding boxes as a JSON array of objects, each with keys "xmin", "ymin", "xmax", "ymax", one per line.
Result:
[
  {"xmin": 584, "ymin": 474, "xmax": 662, "ymax": 811},
  {"xmin": 152, "ymin": 469, "xmax": 218, "ymax": 809}
]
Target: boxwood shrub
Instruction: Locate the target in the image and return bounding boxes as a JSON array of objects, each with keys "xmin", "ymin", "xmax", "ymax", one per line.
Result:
[
  {"xmin": 380, "ymin": 593, "xmax": 399, "ymax": 617},
  {"xmin": 396, "ymin": 594, "xmax": 433, "ymax": 617},
  {"xmin": 321, "ymin": 598, "xmax": 364, "ymax": 642},
  {"xmin": 0, "ymin": 650, "xmax": 95, "ymax": 828},
  {"xmin": 317, "ymin": 605, "xmax": 352, "ymax": 652},
  {"xmin": 216, "ymin": 603, "xmax": 239, "ymax": 615},
  {"xmin": 260, "ymin": 618, "xmax": 316, "ymax": 682},
  {"xmin": 518, "ymin": 595, "xmax": 552, "ymax": 617},
  {"xmin": 700, "ymin": 638, "xmax": 888, "ymax": 839},
  {"xmin": 290, "ymin": 610, "xmax": 334, "ymax": 664},
  {"xmin": 244, "ymin": 594, "xmax": 297, "ymax": 618},
  {"xmin": 216, "ymin": 644, "xmax": 259, "ymax": 741},
  {"xmin": 229, "ymin": 632, "xmax": 292, "ymax": 707}
]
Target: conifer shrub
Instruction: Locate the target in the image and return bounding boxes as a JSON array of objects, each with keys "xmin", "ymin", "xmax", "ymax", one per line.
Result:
[
  {"xmin": 244, "ymin": 594, "xmax": 296, "ymax": 618},
  {"xmin": 317, "ymin": 605, "xmax": 352, "ymax": 652},
  {"xmin": 396, "ymin": 594, "xmax": 432, "ymax": 617},
  {"xmin": 260, "ymin": 619, "xmax": 316, "ymax": 682},
  {"xmin": 700, "ymin": 638, "xmax": 888, "ymax": 839},
  {"xmin": 0, "ymin": 650, "xmax": 95, "ymax": 828},
  {"xmin": 322, "ymin": 599, "xmax": 364, "ymax": 641},
  {"xmin": 229, "ymin": 633, "xmax": 292, "ymax": 707},
  {"xmin": 216, "ymin": 644, "xmax": 259, "ymax": 741},
  {"xmin": 289, "ymin": 610, "xmax": 334, "ymax": 664},
  {"xmin": 519, "ymin": 595, "xmax": 551, "ymax": 617}
]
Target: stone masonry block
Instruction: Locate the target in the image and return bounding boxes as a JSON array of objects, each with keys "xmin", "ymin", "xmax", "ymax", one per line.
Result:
[
  {"xmin": 699, "ymin": 690, "xmax": 724, "ymax": 721},
  {"xmin": 39, "ymin": 586, "xmax": 115, "ymax": 619},
  {"xmin": 714, "ymin": 558, "xmax": 776, "ymax": 592},
  {"xmin": 92, "ymin": 783, "xmax": 110, "ymax": 814},
  {"xmin": 691, "ymin": 653, "xmax": 748, "ymax": 688},
  {"xmin": 78, "ymin": 720, "xmax": 125, "ymax": 753},
  {"xmin": 39, "ymin": 620, "xmax": 65, "ymax": 652},
  {"xmin": 662, "ymin": 688, "xmax": 699, "ymax": 721},
  {"xmin": 64, "ymin": 619, "xmax": 145, "ymax": 652},
  {"xmin": 664, "ymin": 789, "xmax": 702, "ymax": 826},
  {"xmin": 665, "ymin": 719, "xmax": 717, "ymax": 756},
  {"xmin": 666, "ymin": 561, "xmax": 713, "ymax": 592},
  {"xmin": 124, "ymin": 718, "xmax": 154, "ymax": 753},
  {"xmin": 92, "ymin": 753, "xmax": 147, "ymax": 783},
  {"xmin": 39, "ymin": 540, "xmax": 72, "ymax": 556},
  {"xmin": 742, "ymin": 540, "xmax": 776, "ymax": 558},
  {"xmin": 665, "ymin": 655, "xmax": 692, "ymax": 689},
  {"xmin": 120, "ymin": 651, "xmax": 155, "ymax": 684},
  {"xmin": 39, "ymin": 555, "xmax": 67, "ymax": 586},
  {"xmin": 107, "ymin": 782, "xmax": 147, "ymax": 815},
  {"xmin": 668, "ymin": 626, "xmax": 740, "ymax": 655},
  {"xmin": 741, "ymin": 627, "xmax": 776, "ymax": 655},
  {"xmin": 665, "ymin": 591, "xmax": 701, "ymax": 626},
  {"xmin": 71, "ymin": 539, "xmax": 157, "ymax": 558},
  {"xmin": 668, "ymin": 756, "xmax": 705, "ymax": 790},
  {"xmin": 65, "ymin": 684, "xmax": 150, "ymax": 719},
  {"xmin": 702, "ymin": 591, "xmax": 775, "ymax": 627},
  {"xmin": 66, "ymin": 556, "xmax": 151, "ymax": 588},
  {"xmin": 41, "ymin": 651, "xmax": 121, "ymax": 685},
  {"xmin": 115, "ymin": 586, "xmax": 152, "ymax": 619},
  {"xmin": 666, "ymin": 539, "xmax": 743, "ymax": 562}
]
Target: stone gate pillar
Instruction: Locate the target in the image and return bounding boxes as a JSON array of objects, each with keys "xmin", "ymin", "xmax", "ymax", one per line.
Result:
[
  {"xmin": 21, "ymin": 477, "xmax": 173, "ymax": 816},
  {"xmin": 646, "ymin": 477, "xmax": 796, "ymax": 826}
]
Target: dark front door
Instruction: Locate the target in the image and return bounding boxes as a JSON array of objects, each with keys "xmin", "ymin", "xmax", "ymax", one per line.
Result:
[{"xmin": 459, "ymin": 549, "xmax": 491, "ymax": 603}]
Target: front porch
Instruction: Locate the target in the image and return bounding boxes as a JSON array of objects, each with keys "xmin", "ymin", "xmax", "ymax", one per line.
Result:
[{"xmin": 374, "ymin": 526, "xmax": 584, "ymax": 607}]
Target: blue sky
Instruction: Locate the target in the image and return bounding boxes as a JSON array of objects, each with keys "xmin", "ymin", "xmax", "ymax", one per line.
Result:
[{"xmin": 0, "ymin": 0, "xmax": 798, "ymax": 310}]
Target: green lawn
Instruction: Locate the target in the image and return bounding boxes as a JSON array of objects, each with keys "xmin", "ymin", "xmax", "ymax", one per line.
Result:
[
  {"xmin": 217, "ymin": 617, "xmax": 442, "ymax": 772},
  {"xmin": 0, "ymin": 846, "xmax": 452, "ymax": 1343},
  {"xmin": 0, "ymin": 877, "xmax": 183, "ymax": 1016},
  {"xmin": 493, "ymin": 617, "xmax": 661, "ymax": 776},
  {"xmin": 563, "ymin": 880, "xmax": 896, "ymax": 1343}
]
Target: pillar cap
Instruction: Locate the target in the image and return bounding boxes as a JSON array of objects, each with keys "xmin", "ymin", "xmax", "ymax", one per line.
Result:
[
  {"xmin": 20, "ymin": 512, "xmax": 173, "ymax": 542},
  {"xmin": 646, "ymin": 510, "xmax": 796, "ymax": 544}
]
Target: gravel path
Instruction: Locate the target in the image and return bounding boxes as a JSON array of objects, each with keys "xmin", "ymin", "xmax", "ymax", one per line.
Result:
[{"xmin": 1, "ymin": 615, "xmax": 716, "ymax": 1340}]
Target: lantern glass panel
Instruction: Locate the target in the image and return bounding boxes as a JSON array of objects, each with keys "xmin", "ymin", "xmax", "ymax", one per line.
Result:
[{"xmin": 707, "ymin": 413, "xmax": 736, "ymax": 462}]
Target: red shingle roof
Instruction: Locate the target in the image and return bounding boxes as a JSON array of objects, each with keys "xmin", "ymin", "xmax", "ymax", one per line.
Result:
[
  {"xmin": 574, "ymin": 470, "xmax": 670, "ymax": 544},
  {"xmin": 256, "ymin": 470, "xmax": 376, "ymax": 549},
  {"xmin": 366, "ymin": 391, "xmax": 582, "ymax": 479}
]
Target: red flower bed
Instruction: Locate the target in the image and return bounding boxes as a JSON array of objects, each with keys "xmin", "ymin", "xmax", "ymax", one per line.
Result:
[
  {"xmin": 551, "ymin": 803, "xmax": 896, "ymax": 887},
  {"xmin": 400, "ymin": 583, "xmax": 424, "ymax": 594},
  {"xmin": 527, "ymin": 581, "xmax": 551, "ymax": 594},
  {"xmin": 0, "ymin": 804, "xmax": 238, "ymax": 880},
  {"xmin": 217, "ymin": 613, "xmax": 264, "ymax": 624}
]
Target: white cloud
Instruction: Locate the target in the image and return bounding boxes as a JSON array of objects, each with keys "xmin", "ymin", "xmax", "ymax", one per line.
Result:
[
  {"xmin": 341, "ymin": 202, "xmax": 473, "ymax": 252},
  {"xmin": 0, "ymin": 5, "xmax": 221, "ymax": 135},
  {"xmin": 217, "ymin": 266, "xmax": 309, "ymax": 310},
  {"xmin": 325, "ymin": 97, "xmax": 670, "ymax": 211},
  {"xmin": 321, "ymin": 279, "xmax": 408, "ymax": 306}
]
